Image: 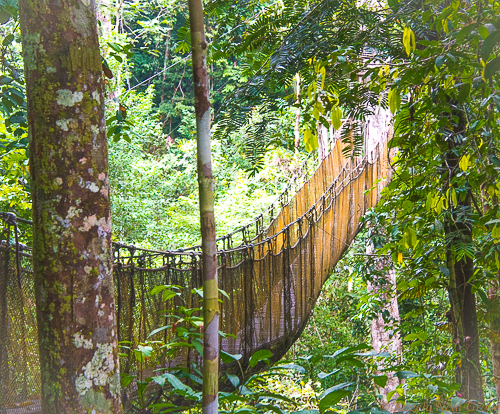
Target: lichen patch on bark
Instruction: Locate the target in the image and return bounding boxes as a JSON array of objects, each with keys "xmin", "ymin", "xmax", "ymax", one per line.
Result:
[
  {"xmin": 19, "ymin": 0, "xmax": 122, "ymax": 410},
  {"xmin": 56, "ymin": 89, "xmax": 84, "ymax": 107}
]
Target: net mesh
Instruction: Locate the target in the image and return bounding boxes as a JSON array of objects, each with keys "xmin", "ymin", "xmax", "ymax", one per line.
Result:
[{"xmin": 0, "ymin": 131, "xmax": 392, "ymax": 413}]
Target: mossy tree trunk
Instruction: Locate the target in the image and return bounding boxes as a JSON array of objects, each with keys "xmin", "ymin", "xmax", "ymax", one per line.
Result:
[
  {"xmin": 19, "ymin": 1, "xmax": 122, "ymax": 413},
  {"xmin": 187, "ymin": 1, "xmax": 219, "ymax": 413}
]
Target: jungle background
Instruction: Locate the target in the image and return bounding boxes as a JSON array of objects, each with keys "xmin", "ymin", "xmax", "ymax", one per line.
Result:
[{"xmin": 1, "ymin": 0, "xmax": 500, "ymax": 412}]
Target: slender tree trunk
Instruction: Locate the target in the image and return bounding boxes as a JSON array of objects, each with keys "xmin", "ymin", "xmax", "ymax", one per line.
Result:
[
  {"xmin": 114, "ymin": 0, "xmax": 124, "ymax": 33},
  {"xmin": 366, "ymin": 240, "xmax": 401, "ymax": 412},
  {"xmin": 444, "ymin": 111, "xmax": 483, "ymax": 402},
  {"xmin": 317, "ymin": 123, "xmax": 328, "ymax": 161},
  {"xmin": 482, "ymin": 194, "xmax": 500, "ymax": 411},
  {"xmin": 188, "ymin": 2, "xmax": 219, "ymax": 414},
  {"xmin": 160, "ymin": 29, "xmax": 172, "ymax": 104},
  {"xmin": 489, "ymin": 255, "xmax": 500, "ymax": 412},
  {"xmin": 294, "ymin": 73, "xmax": 301, "ymax": 149},
  {"xmin": 446, "ymin": 229, "xmax": 483, "ymax": 402},
  {"xmin": 19, "ymin": 2, "xmax": 121, "ymax": 413}
]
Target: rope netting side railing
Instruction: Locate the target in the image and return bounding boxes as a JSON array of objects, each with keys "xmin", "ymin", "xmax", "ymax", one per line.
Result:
[{"xmin": 0, "ymin": 130, "xmax": 392, "ymax": 412}]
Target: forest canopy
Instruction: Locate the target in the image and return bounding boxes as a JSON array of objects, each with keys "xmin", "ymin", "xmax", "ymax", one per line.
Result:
[{"xmin": 0, "ymin": 0, "xmax": 500, "ymax": 413}]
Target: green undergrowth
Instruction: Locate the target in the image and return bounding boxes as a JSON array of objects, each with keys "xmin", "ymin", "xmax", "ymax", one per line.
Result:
[{"xmin": 118, "ymin": 283, "xmax": 495, "ymax": 414}]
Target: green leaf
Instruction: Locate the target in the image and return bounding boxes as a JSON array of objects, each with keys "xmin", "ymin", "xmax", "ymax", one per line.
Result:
[
  {"xmin": 387, "ymin": 0, "xmax": 399, "ymax": 11},
  {"xmin": 319, "ymin": 383, "xmax": 353, "ymax": 412},
  {"xmin": 318, "ymin": 369, "xmax": 341, "ymax": 379},
  {"xmin": 257, "ymin": 392, "xmax": 296, "ymax": 404},
  {"xmin": 275, "ymin": 363, "xmax": 306, "ymax": 374},
  {"xmin": 233, "ymin": 409, "xmax": 255, "ymax": 414},
  {"xmin": 133, "ymin": 345, "xmax": 153, "ymax": 362},
  {"xmin": 120, "ymin": 373, "xmax": 135, "ymax": 388},
  {"xmin": 150, "ymin": 285, "xmax": 168, "ymax": 295},
  {"xmin": 147, "ymin": 325, "xmax": 170, "ymax": 338},
  {"xmin": 326, "ymin": 344, "xmax": 371, "ymax": 359},
  {"xmin": 163, "ymin": 372, "xmax": 194, "ymax": 393},
  {"xmin": 395, "ymin": 370, "xmax": 419, "ymax": 379},
  {"xmin": 162, "ymin": 289, "xmax": 179, "ymax": 301},
  {"xmin": 436, "ymin": 55, "xmax": 445, "ymax": 68},
  {"xmin": 387, "ymin": 390, "xmax": 398, "ymax": 402},
  {"xmin": 388, "ymin": 89, "xmax": 400, "ymax": 114},
  {"xmin": 304, "ymin": 129, "xmax": 318, "ymax": 152},
  {"xmin": 2, "ymin": 34, "xmax": 13, "ymax": 46},
  {"xmin": 227, "ymin": 373, "xmax": 240, "ymax": 388},
  {"xmin": 249, "ymin": 349, "xmax": 273, "ymax": 368},
  {"xmin": 255, "ymin": 404, "xmax": 285, "ymax": 414},
  {"xmin": 331, "ymin": 106, "xmax": 342, "ymax": 130},
  {"xmin": 481, "ymin": 30, "xmax": 500, "ymax": 62},
  {"xmin": 484, "ymin": 56, "xmax": 500, "ymax": 78},
  {"xmin": 192, "ymin": 339, "xmax": 203, "ymax": 356},
  {"xmin": 0, "ymin": 11, "xmax": 10, "ymax": 24},
  {"xmin": 336, "ymin": 356, "xmax": 364, "ymax": 367},
  {"xmin": 292, "ymin": 411, "xmax": 320, "ymax": 414},
  {"xmin": 8, "ymin": 115, "xmax": 25, "ymax": 124},
  {"xmin": 218, "ymin": 288, "xmax": 230, "ymax": 299},
  {"xmin": 152, "ymin": 375, "xmax": 165, "ymax": 387},
  {"xmin": 373, "ymin": 375, "xmax": 388, "ymax": 388},
  {"xmin": 457, "ymin": 83, "xmax": 471, "ymax": 104},
  {"xmin": 220, "ymin": 350, "xmax": 242, "ymax": 363}
]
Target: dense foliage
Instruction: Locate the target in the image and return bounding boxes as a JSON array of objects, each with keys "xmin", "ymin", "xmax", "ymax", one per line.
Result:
[{"xmin": 1, "ymin": 0, "xmax": 500, "ymax": 412}]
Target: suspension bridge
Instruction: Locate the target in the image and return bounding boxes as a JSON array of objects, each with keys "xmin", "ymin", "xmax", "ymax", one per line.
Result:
[{"xmin": 0, "ymin": 112, "xmax": 393, "ymax": 413}]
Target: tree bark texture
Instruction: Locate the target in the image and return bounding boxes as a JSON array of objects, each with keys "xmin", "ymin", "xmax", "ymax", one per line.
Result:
[
  {"xmin": 444, "ymin": 112, "xmax": 483, "ymax": 402},
  {"xmin": 294, "ymin": 73, "xmax": 301, "ymax": 149},
  {"xmin": 317, "ymin": 123, "xmax": 328, "ymax": 161},
  {"xmin": 19, "ymin": 1, "xmax": 121, "ymax": 413},
  {"xmin": 0, "ymin": 246, "xmax": 9, "ymax": 407},
  {"xmin": 482, "ymin": 194, "xmax": 500, "ymax": 411},
  {"xmin": 187, "ymin": 1, "xmax": 219, "ymax": 413},
  {"xmin": 446, "ymin": 235, "xmax": 483, "ymax": 402},
  {"xmin": 366, "ymin": 242, "xmax": 402, "ymax": 412},
  {"xmin": 489, "ymin": 265, "xmax": 500, "ymax": 413}
]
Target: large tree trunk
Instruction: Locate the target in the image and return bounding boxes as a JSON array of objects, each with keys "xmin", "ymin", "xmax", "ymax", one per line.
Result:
[
  {"xmin": 19, "ymin": 2, "xmax": 121, "ymax": 413},
  {"xmin": 187, "ymin": 2, "xmax": 219, "ymax": 414}
]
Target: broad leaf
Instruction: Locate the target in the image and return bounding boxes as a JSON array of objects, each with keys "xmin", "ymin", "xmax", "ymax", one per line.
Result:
[
  {"xmin": 120, "ymin": 373, "xmax": 135, "ymax": 388},
  {"xmin": 319, "ymin": 383, "xmax": 352, "ymax": 412},
  {"xmin": 331, "ymin": 106, "xmax": 342, "ymax": 130},
  {"xmin": 373, "ymin": 375, "xmax": 388, "ymax": 388},
  {"xmin": 304, "ymin": 129, "xmax": 318, "ymax": 152},
  {"xmin": 388, "ymin": 89, "xmax": 400, "ymax": 114},
  {"xmin": 318, "ymin": 369, "xmax": 341, "ymax": 379},
  {"xmin": 227, "ymin": 373, "xmax": 240, "ymax": 388},
  {"xmin": 481, "ymin": 30, "xmax": 500, "ymax": 62},
  {"xmin": 484, "ymin": 56, "xmax": 500, "ymax": 79},
  {"xmin": 249, "ymin": 349, "xmax": 273, "ymax": 367},
  {"xmin": 275, "ymin": 363, "xmax": 306, "ymax": 374},
  {"xmin": 220, "ymin": 350, "xmax": 242, "ymax": 363},
  {"xmin": 395, "ymin": 370, "xmax": 419, "ymax": 379}
]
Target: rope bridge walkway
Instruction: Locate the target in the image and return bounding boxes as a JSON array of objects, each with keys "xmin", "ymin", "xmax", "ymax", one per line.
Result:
[{"xmin": 0, "ymin": 121, "xmax": 392, "ymax": 413}]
